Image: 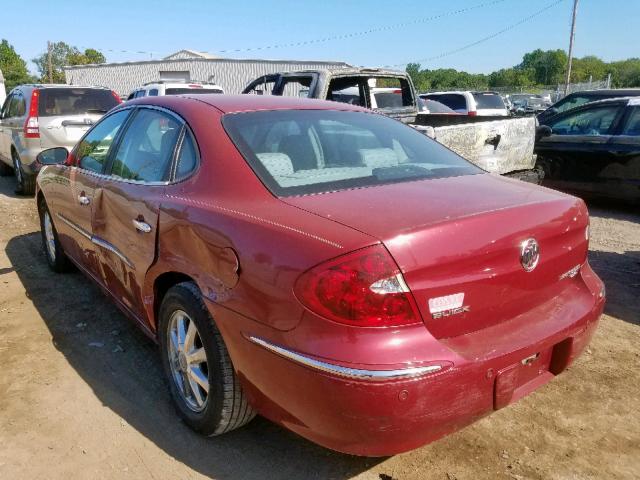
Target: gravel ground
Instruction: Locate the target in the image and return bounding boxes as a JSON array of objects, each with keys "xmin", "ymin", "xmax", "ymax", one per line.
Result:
[{"xmin": 0, "ymin": 174, "xmax": 638, "ymax": 480}]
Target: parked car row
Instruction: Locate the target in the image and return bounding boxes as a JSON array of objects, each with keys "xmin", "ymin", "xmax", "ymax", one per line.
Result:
[{"xmin": 2, "ymin": 69, "xmax": 635, "ymax": 456}]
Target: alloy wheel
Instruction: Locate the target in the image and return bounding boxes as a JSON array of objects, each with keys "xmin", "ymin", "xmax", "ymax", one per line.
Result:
[
  {"xmin": 43, "ymin": 211, "xmax": 56, "ymax": 262},
  {"xmin": 167, "ymin": 309, "xmax": 210, "ymax": 412}
]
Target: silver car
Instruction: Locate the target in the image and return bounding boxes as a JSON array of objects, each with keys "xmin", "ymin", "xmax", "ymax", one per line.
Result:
[{"xmin": 0, "ymin": 84, "xmax": 120, "ymax": 194}]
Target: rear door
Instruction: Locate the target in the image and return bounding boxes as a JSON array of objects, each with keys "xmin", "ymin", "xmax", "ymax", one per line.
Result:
[
  {"xmin": 602, "ymin": 104, "xmax": 640, "ymax": 201},
  {"xmin": 38, "ymin": 88, "xmax": 120, "ymax": 150},
  {"xmin": 52, "ymin": 108, "xmax": 132, "ymax": 277},
  {"xmin": 93, "ymin": 107, "xmax": 183, "ymax": 320}
]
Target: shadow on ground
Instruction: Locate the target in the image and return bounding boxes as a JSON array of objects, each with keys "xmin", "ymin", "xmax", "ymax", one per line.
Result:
[
  {"xmin": 588, "ymin": 249, "xmax": 640, "ymax": 326},
  {"xmin": 5, "ymin": 232, "xmax": 382, "ymax": 480}
]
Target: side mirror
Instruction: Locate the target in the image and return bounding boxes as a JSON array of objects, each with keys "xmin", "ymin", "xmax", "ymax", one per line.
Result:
[
  {"xmin": 36, "ymin": 147, "xmax": 69, "ymax": 166},
  {"xmin": 536, "ymin": 125, "xmax": 553, "ymax": 139}
]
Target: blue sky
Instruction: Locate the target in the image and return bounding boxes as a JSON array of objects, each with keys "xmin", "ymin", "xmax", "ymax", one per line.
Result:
[{"xmin": 2, "ymin": 0, "xmax": 637, "ymax": 75}]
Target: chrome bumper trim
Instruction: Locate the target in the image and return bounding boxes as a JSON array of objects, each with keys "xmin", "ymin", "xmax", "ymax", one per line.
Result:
[{"xmin": 248, "ymin": 336, "xmax": 442, "ymax": 381}]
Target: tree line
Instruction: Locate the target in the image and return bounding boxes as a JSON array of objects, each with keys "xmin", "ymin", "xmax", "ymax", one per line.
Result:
[
  {"xmin": 407, "ymin": 48, "xmax": 640, "ymax": 92},
  {"xmin": 0, "ymin": 39, "xmax": 105, "ymax": 91}
]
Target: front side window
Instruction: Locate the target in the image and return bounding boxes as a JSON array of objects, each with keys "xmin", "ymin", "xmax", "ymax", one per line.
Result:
[
  {"xmin": 550, "ymin": 105, "xmax": 621, "ymax": 136},
  {"xmin": 76, "ymin": 109, "xmax": 130, "ymax": 173},
  {"xmin": 280, "ymin": 77, "xmax": 313, "ymax": 98},
  {"xmin": 223, "ymin": 110, "xmax": 480, "ymax": 196},
  {"xmin": 148, "ymin": 89, "xmax": 159, "ymax": 96},
  {"xmin": 553, "ymin": 94, "xmax": 597, "ymax": 114},
  {"xmin": 110, "ymin": 108, "xmax": 180, "ymax": 182}
]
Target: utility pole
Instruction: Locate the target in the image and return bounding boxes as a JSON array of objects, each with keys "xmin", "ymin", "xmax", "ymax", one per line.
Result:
[
  {"xmin": 47, "ymin": 41, "xmax": 53, "ymax": 83},
  {"xmin": 564, "ymin": 0, "xmax": 578, "ymax": 95}
]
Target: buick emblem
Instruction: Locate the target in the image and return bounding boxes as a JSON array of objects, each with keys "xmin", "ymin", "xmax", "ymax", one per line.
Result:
[{"xmin": 520, "ymin": 238, "xmax": 540, "ymax": 272}]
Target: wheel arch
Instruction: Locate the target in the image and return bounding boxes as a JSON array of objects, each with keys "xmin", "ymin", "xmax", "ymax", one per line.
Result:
[{"xmin": 152, "ymin": 271, "xmax": 197, "ymax": 336}]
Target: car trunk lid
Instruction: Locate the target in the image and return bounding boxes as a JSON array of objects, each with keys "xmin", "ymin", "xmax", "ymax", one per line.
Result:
[{"xmin": 283, "ymin": 174, "xmax": 589, "ymax": 338}]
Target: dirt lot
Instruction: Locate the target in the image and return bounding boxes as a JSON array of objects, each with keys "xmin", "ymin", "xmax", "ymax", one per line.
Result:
[{"xmin": 0, "ymin": 174, "xmax": 638, "ymax": 480}]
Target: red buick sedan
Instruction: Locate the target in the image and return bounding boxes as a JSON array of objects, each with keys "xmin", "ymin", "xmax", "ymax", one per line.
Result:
[{"xmin": 34, "ymin": 95, "xmax": 605, "ymax": 456}]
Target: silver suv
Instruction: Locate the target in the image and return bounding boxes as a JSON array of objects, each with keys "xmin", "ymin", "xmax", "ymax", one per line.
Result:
[{"xmin": 0, "ymin": 84, "xmax": 121, "ymax": 194}]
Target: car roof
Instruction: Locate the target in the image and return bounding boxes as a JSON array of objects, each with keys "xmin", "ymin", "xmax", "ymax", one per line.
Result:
[
  {"xmin": 16, "ymin": 84, "xmax": 110, "ymax": 90},
  {"xmin": 170, "ymin": 94, "xmax": 370, "ymax": 114},
  {"xmin": 569, "ymin": 89, "xmax": 640, "ymax": 97}
]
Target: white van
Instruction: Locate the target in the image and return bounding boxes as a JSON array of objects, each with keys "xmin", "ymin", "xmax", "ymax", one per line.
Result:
[
  {"xmin": 127, "ymin": 80, "xmax": 224, "ymax": 100},
  {"xmin": 421, "ymin": 91, "xmax": 508, "ymax": 116}
]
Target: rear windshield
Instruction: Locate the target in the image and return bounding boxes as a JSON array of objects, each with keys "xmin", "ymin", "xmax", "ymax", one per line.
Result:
[
  {"xmin": 425, "ymin": 93, "xmax": 467, "ymax": 112},
  {"xmin": 374, "ymin": 92, "xmax": 404, "ymax": 109},
  {"xmin": 472, "ymin": 92, "xmax": 505, "ymax": 110},
  {"xmin": 38, "ymin": 88, "xmax": 118, "ymax": 117},
  {"xmin": 223, "ymin": 110, "xmax": 480, "ymax": 196},
  {"xmin": 165, "ymin": 88, "xmax": 223, "ymax": 95}
]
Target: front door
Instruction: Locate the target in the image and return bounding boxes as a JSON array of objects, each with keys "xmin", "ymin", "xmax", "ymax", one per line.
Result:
[
  {"xmin": 52, "ymin": 109, "xmax": 132, "ymax": 279},
  {"xmin": 92, "ymin": 107, "xmax": 182, "ymax": 320}
]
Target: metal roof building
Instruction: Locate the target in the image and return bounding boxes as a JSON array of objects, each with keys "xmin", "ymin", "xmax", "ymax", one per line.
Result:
[{"xmin": 63, "ymin": 49, "xmax": 349, "ymax": 97}]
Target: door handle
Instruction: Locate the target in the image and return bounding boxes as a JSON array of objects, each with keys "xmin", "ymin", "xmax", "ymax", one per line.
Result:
[
  {"xmin": 78, "ymin": 193, "xmax": 90, "ymax": 205},
  {"xmin": 132, "ymin": 219, "xmax": 152, "ymax": 233}
]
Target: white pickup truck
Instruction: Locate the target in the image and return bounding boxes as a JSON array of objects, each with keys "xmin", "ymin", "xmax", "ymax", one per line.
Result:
[{"xmin": 243, "ymin": 68, "xmax": 541, "ymax": 182}]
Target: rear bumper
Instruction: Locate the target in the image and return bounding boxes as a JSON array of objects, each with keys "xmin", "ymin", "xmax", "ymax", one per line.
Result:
[{"xmin": 211, "ymin": 264, "xmax": 605, "ymax": 456}]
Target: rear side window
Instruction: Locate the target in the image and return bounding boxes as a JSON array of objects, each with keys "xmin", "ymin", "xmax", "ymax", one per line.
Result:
[
  {"xmin": 175, "ymin": 131, "xmax": 198, "ymax": 179},
  {"xmin": 472, "ymin": 93, "xmax": 505, "ymax": 110},
  {"xmin": 426, "ymin": 94, "xmax": 467, "ymax": 112},
  {"xmin": 223, "ymin": 110, "xmax": 480, "ymax": 196},
  {"xmin": 39, "ymin": 88, "xmax": 119, "ymax": 117},
  {"xmin": 76, "ymin": 110, "xmax": 130, "ymax": 173},
  {"xmin": 110, "ymin": 109, "xmax": 180, "ymax": 182},
  {"xmin": 280, "ymin": 76, "xmax": 313, "ymax": 98},
  {"xmin": 621, "ymin": 107, "xmax": 640, "ymax": 136},
  {"xmin": 148, "ymin": 89, "xmax": 159, "ymax": 96}
]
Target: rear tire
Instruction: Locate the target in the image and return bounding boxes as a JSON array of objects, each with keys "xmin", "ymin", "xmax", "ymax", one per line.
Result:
[
  {"xmin": 38, "ymin": 200, "xmax": 72, "ymax": 273},
  {"xmin": 0, "ymin": 160, "xmax": 12, "ymax": 177},
  {"xmin": 13, "ymin": 152, "xmax": 35, "ymax": 195},
  {"xmin": 158, "ymin": 282, "xmax": 256, "ymax": 436}
]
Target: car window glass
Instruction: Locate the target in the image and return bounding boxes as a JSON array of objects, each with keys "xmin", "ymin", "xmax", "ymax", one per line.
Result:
[
  {"xmin": 38, "ymin": 88, "xmax": 119, "ymax": 117},
  {"xmin": 176, "ymin": 131, "xmax": 197, "ymax": 179},
  {"xmin": 148, "ymin": 89, "xmax": 159, "ymax": 96},
  {"xmin": 327, "ymin": 78, "xmax": 365, "ymax": 107},
  {"xmin": 1, "ymin": 94, "xmax": 14, "ymax": 118},
  {"xmin": 426, "ymin": 94, "xmax": 467, "ymax": 112},
  {"xmin": 77, "ymin": 110, "xmax": 130, "ymax": 173},
  {"xmin": 621, "ymin": 107, "xmax": 640, "ymax": 136},
  {"xmin": 110, "ymin": 109, "xmax": 180, "ymax": 182},
  {"xmin": 223, "ymin": 110, "xmax": 480, "ymax": 196},
  {"xmin": 14, "ymin": 95, "xmax": 26, "ymax": 117},
  {"xmin": 551, "ymin": 106, "xmax": 620, "ymax": 136},
  {"xmin": 554, "ymin": 95, "xmax": 592, "ymax": 114},
  {"xmin": 280, "ymin": 77, "xmax": 313, "ymax": 98},
  {"xmin": 370, "ymin": 78, "xmax": 414, "ymax": 109},
  {"xmin": 245, "ymin": 76, "xmax": 276, "ymax": 95},
  {"xmin": 6, "ymin": 94, "xmax": 20, "ymax": 117}
]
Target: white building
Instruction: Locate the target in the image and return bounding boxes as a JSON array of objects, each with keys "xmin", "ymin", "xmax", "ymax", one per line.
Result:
[{"xmin": 64, "ymin": 49, "xmax": 349, "ymax": 97}]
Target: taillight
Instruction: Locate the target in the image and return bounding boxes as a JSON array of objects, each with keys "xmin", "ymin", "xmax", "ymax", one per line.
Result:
[
  {"xmin": 111, "ymin": 90, "xmax": 122, "ymax": 103},
  {"xmin": 24, "ymin": 90, "xmax": 40, "ymax": 138},
  {"xmin": 294, "ymin": 244, "xmax": 421, "ymax": 327},
  {"xmin": 467, "ymin": 110, "xmax": 477, "ymax": 116}
]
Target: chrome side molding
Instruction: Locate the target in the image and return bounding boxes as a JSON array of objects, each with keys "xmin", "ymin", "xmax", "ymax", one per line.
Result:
[{"xmin": 247, "ymin": 335, "xmax": 442, "ymax": 381}]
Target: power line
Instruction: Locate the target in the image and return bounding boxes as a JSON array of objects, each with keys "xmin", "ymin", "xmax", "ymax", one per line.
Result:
[
  {"xmin": 384, "ymin": 0, "xmax": 566, "ymax": 68},
  {"xmin": 77, "ymin": 0, "xmax": 511, "ymax": 60},
  {"xmin": 210, "ymin": 0, "xmax": 510, "ymax": 54}
]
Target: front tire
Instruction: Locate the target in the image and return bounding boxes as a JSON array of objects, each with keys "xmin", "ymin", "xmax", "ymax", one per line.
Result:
[
  {"xmin": 13, "ymin": 152, "xmax": 35, "ymax": 195},
  {"xmin": 38, "ymin": 201, "xmax": 72, "ymax": 272},
  {"xmin": 159, "ymin": 282, "xmax": 256, "ymax": 436}
]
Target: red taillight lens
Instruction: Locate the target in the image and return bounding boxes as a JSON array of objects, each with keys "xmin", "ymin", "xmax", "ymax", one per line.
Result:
[
  {"xmin": 467, "ymin": 110, "xmax": 477, "ymax": 116},
  {"xmin": 111, "ymin": 90, "xmax": 122, "ymax": 103},
  {"xmin": 24, "ymin": 89, "xmax": 40, "ymax": 138},
  {"xmin": 294, "ymin": 245, "xmax": 421, "ymax": 327}
]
